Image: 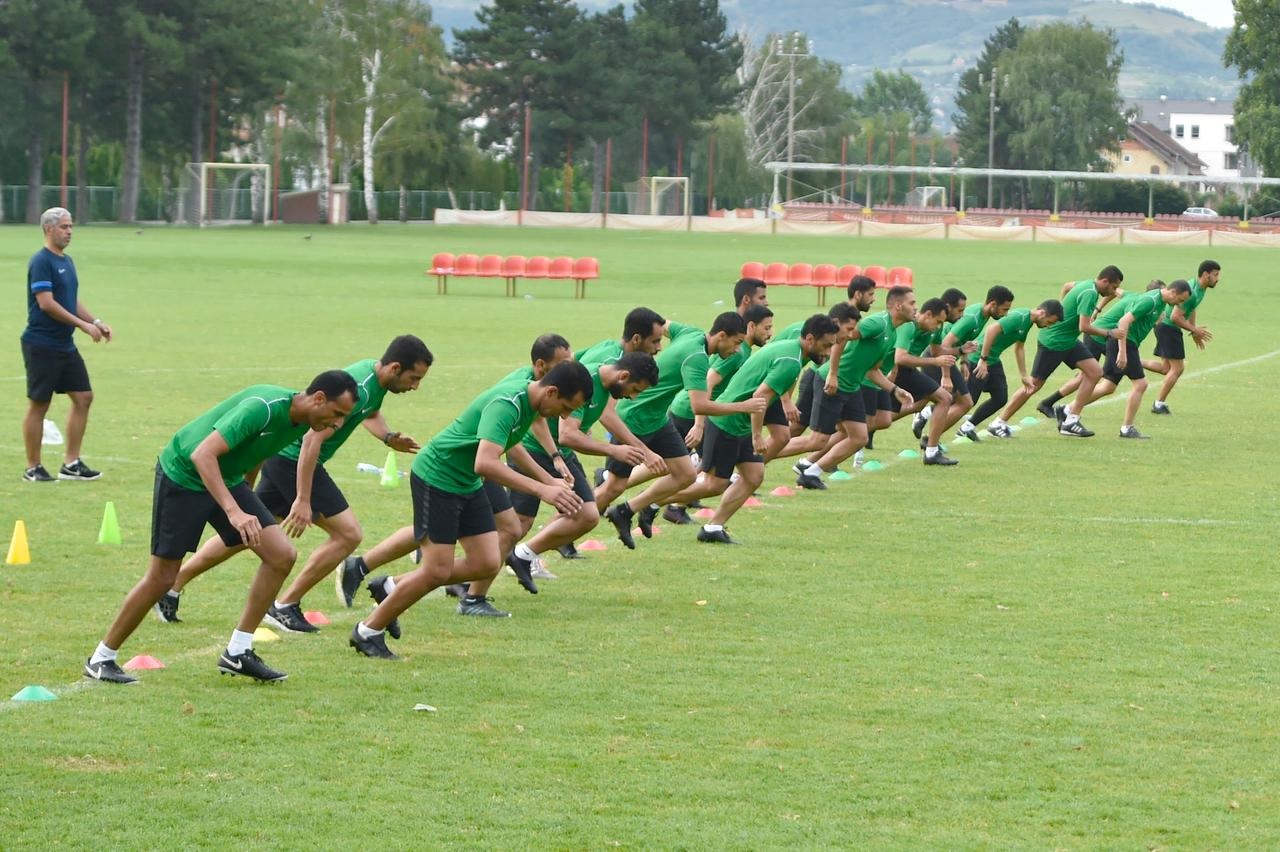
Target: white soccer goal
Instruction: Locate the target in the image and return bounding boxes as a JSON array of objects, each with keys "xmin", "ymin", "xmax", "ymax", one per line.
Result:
[
  {"xmin": 905, "ymin": 185, "xmax": 947, "ymax": 208},
  {"xmin": 177, "ymin": 162, "xmax": 272, "ymax": 226},
  {"xmin": 648, "ymin": 176, "xmax": 690, "ymax": 217}
]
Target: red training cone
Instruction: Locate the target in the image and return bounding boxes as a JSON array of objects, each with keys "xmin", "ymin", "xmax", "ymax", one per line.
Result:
[
  {"xmin": 743, "ymin": 496, "xmax": 764, "ymax": 508},
  {"xmin": 304, "ymin": 611, "xmax": 330, "ymax": 626},
  {"xmin": 579, "ymin": 539, "xmax": 607, "ymax": 551},
  {"xmin": 770, "ymin": 485, "xmax": 795, "ymax": 497},
  {"xmin": 693, "ymin": 508, "xmax": 715, "ymax": 520},
  {"xmin": 123, "ymin": 655, "xmax": 165, "ymax": 670}
]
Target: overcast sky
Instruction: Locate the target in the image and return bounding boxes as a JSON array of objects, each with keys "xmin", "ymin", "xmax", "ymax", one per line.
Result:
[{"xmin": 1117, "ymin": 0, "xmax": 1235, "ymax": 29}]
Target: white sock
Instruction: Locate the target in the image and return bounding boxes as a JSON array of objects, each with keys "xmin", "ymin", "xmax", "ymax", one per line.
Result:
[
  {"xmin": 925, "ymin": 446, "xmax": 940, "ymax": 458},
  {"xmin": 167, "ymin": 589, "xmax": 180, "ymax": 598},
  {"xmin": 357, "ymin": 620, "xmax": 383, "ymax": 639},
  {"xmin": 795, "ymin": 458, "xmax": 813, "ymax": 469},
  {"xmin": 703, "ymin": 523, "xmax": 724, "ymax": 532},
  {"xmin": 90, "ymin": 642, "xmax": 117, "ymax": 665},
  {"xmin": 1063, "ymin": 412, "xmax": 1079, "ymax": 425},
  {"xmin": 384, "ymin": 576, "xmax": 396, "ymax": 593},
  {"xmin": 227, "ymin": 629, "xmax": 254, "ymax": 656},
  {"xmin": 273, "ymin": 600, "xmax": 288, "ymax": 610},
  {"xmin": 992, "ymin": 418, "xmax": 1007, "ymax": 428},
  {"xmin": 514, "ymin": 542, "xmax": 537, "ymax": 561}
]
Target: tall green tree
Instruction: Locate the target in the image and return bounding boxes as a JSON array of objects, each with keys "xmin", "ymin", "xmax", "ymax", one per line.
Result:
[
  {"xmin": 1224, "ymin": 0, "xmax": 1280, "ymax": 176},
  {"xmin": 852, "ymin": 69, "xmax": 932, "ymax": 135},
  {"xmin": 952, "ymin": 18, "xmax": 1024, "ymax": 172}
]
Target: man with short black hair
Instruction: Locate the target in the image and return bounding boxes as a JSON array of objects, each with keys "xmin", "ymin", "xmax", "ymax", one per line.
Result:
[
  {"xmin": 21, "ymin": 207, "xmax": 113, "ymax": 483},
  {"xmin": 84, "ymin": 370, "xmax": 358, "ymax": 683},
  {"xmin": 733, "ymin": 277, "xmax": 768, "ymax": 311},
  {"xmin": 936, "ymin": 285, "xmax": 1013, "ymax": 442},
  {"xmin": 1144, "ymin": 259, "xmax": 1220, "ymax": 414},
  {"xmin": 970, "ymin": 300, "xmax": 1062, "ymax": 437}
]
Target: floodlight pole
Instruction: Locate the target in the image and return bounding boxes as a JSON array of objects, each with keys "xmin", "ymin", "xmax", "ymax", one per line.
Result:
[
  {"xmin": 60, "ymin": 70, "xmax": 69, "ymax": 208},
  {"xmin": 983, "ymin": 67, "xmax": 1004, "ymax": 208},
  {"xmin": 776, "ymin": 34, "xmax": 809, "ymax": 203}
]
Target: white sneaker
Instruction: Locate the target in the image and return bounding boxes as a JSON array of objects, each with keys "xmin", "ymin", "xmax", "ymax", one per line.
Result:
[{"xmin": 852, "ymin": 450, "xmax": 865, "ymax": 469}]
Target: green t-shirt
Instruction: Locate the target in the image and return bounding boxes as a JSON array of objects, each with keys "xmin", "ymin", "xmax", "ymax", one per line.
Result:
[
  {"xmin": 616, "ymin": 322, "xmax": 708, "ymax": 435},
  {"xmin": 1037, "ymin": 280, "xmax": 1098, "ymax": 351},
  {"xmin": 710, "ymin": 339, "xmax": 809, "ymax": 436},
  {"xmin": 520, "ymin": 365, "xmax": 609, "ymax": 461},
  {"xmin": 894, "ymin": 320, "xmax": 936, "ymax": 358},
  {"xmin": 774, "ymin": 320, "xmax": 805, "ymax": 342},
  {"xmin": 1096, "ymin": 290, "xmax": 1165, "ymax": 345},
  {"xmin": 278, "ymin": 359, "xmax": 387, "ymax": 466},
  {"xmin": 817, "ymin": 312, "xmax": 895, "ymax": 393},
  {"xmin": 413, "ymin": 376, "xmax": 538, "ymax": 495},
  {"xmin": 575, "ymin": 338, "xmax": 624, "ymax": 368},
  {"xmin": 946, "ymin": 304, "xmax": 987, "ymax": 351},
  {"xmin": 1160, "ymin": 278, "xmax": 1206, "ymax": 327},
  {"xmin": 159, "ymin": 385, "xmax": 305, "ymax": 492},
  {"xmin": 969, "ymin": 309, "xmax": 1032, "ymax": 365},
  {"xmin": 669, "ymin": 341, "xmax": 750, "ymax": 419}
]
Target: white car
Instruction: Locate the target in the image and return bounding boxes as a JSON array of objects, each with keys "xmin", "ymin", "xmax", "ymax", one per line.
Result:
[{"xmin": 1182, "ymin": 206, "xmax": 1220, "ymax": 218}]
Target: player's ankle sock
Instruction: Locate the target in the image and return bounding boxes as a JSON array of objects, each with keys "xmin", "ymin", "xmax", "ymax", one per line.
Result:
[
  {"xmin": 514, "ymin": 542, "xmax": 537, "ymax": 561},
  {"xmin": 703, "ymin": 523, "xmax": 724, "ymax": 533},
  {"xmin": 273, "ymin": 600, "xmax": 288, "ymax": 610},
  {"xmin": 992, "ymin": 417, "xmax": 1007, "ymax": 428},
  {"xmin": 227, "ymin": 629, "xmax": 254, "ymax": 656},
  {"xmin": 90, "ymin": 642, "xmax": 118, "ymax": 666},
  {"xmin": 356, "ymin": 621, "xmax": 383, "ymax": 639},
  {"xmin": 463, "ymin": 594, "xmax": 482, "ymax": 604},
  {"xmin": 1043, "ymin": 391, "xmax": 1063, "ymax": 406},
  {"xmin": 1063, "ymin": 412, "xmax": 1080, "ymax": 426},
  {"xmin": 925, "ymin": 446, "xmax": 940, "ymax": 458}
]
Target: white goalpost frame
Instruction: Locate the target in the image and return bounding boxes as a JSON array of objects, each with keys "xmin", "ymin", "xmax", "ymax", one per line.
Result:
[
  {"xmin": 648, "ymin": 176, "xmax": 691, "ymax": 220},
  {"xmin": 178, "ymin": 162, "xmax": 272, "ymax": 227}
]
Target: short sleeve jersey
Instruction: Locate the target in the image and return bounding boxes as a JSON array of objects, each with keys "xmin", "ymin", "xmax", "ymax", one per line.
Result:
[
  {"xmin": 816, "ymin": 312, "xmax": 895, "ymax": 393},
  {"xmin": 1160, "ymin": 278, "xmax": 1206, "ymax": 327},
  {"xmin": 969, "ymin": 309, "xmax": 1032, "ymax": 365},
  {"xmin": 946, "ymin": 304, "xmax": 987, "ymax": 350},
  {"xmin": 774, "ymin": 320, "xmax": 806, "ymax": 342},
  {"xmin": 23, "ymin": 248, "xmax": 80, "ymax": 351},
  {"xmin": 159, "ymin": 385, "xmax": 305, "ymax": 492},
  {"xmin": 895, "ymin": 320, "xmax": 936, "ymax": 358},
  {"xmin": 710, "ymin": 340, "xmax": 808, "ymax": 436},
  {"xmin": 669, "ymin": 340, "xmax": 750, "ymax": 420},
  {"xmin": 616, "ymin": 323, "xmax": 708, "ymax": 435},
  {"xmin": 521, "ymin": 365, "xmax": 609, "ymax": 460},
  {"xmin": 1096, "ymin": 290, "xmax": 1165, "ymax": 345},
  {"xmin": 278, "ymin": 359, "xmax": 387, "ymax": 465},
  {"xmin": 1036, "ymin": 280, "xmax": 1098, "ymax": 351},
  {"xmin": 413, "ymin": 377, "xmax": 538, "ymax": 495},
  {"xmin": 575, "ymin": 338, "xmax": 624, "ymax": 368}
]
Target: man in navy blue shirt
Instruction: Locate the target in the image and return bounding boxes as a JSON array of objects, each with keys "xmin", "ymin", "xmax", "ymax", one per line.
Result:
[{"xmin": 21, "ymin": 207, "xmax": 112, "ymax": 482}]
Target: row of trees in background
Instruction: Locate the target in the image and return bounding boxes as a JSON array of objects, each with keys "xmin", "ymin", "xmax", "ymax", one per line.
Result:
[{"xmin": 1, "ymin": 0, "xmax": 1263, "ymax": 223}]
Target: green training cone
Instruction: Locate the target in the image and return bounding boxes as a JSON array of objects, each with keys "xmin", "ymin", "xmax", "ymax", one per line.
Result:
[
  {"xmin": 98, "ymin": 501, "xmax": 121, "ymax": 545},
  {"xmin": 11, "ymin": 685, "xmax": 57, "ymax": 702},
  {"xmin": 1020, "ymin": 416, "xmax": 1039, "ymax": 426},
  {"xmin": 898, "ymin": 449, "xmax": 920, "ymax": 459},
  {"xmin": 861, "ymin": 460, "xmax": 885, "ymax": 472},
  {"xmin": 380, "ymin": 450, "xmax": 399, "ymax": 488},
  {"xmin": 828, "ymin": 470, "xmax": 853, "ymax": 481}
]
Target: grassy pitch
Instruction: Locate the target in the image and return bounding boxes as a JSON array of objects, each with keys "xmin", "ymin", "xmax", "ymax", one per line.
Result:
[{"xmin": 1, "ymin": 223, "xmax": 1278, "ymax": 847}]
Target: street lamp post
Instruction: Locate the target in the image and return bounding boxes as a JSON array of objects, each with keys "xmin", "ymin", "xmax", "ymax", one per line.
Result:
[
  {"xmin": 980, "ymin": 67, "xmax": 1006, "ymax": 208},
  {"xmin": 775, "ymin": 33, "xmax": 810, "ymax": 203}
]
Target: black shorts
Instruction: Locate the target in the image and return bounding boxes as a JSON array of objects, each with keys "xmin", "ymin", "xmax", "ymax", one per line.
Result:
[
  {"xmin": 254, "ymin": 455, "xmax": 350, "ymax": 519},
  {"xmin": 811, "ymin": 388, "xmax": 866, "ymax": 433},
  {"xmin": 795, "ymin": 368, "xmax": 820, "ymax": 427},
  {"xmin": 861, "ymin": 385, "xmax": 890, "ymax": 417},
  {"xmin": 508, "ymin": 450, "xmax": 593, "ymax": 518},
  {"xmin": 1082, "ymin": 337, "xmax": 1105, "ymax": 360},
  {"xmin": 1153, "ymin": 323, "xmax": 1185, "ymax": 360},
  {"xmin": 483, "ymin": 478, "xmax": 513, "ymax": 514},
  {"xmin": 410, "ymin": 472, "xmax": 496, "ymax": 545},
  {"xmin": 21, "ymin": 340, "xmax": 91, "ymax": 403},
  {"xmin": 763, "ymin": 397, "xmax": 788, "ymax": 427},
  {"xmin": 669, "ymin": 414, "xmax": 694, "ymax": 441},
  {"xmin": 1031, "ymin": 341, "xmax": 1095, "ymax": 381},
  {"xmin": 892, "ymin": 366, "xmax": 940, "ymax": 412},
  {"xmin": 968, "ymin": 361, "xmax": 1006, "ymax": 400},
  {"xmin": 605, "ymin": 418, "xmax": 688, "ymax": 477},
  {"xmin": 699, "ymin": 422, "xmax": 762, "ymax": 479},
  {"xmin": 1103, "ymin": 338, "xmax": 1145, "ymax": 383},
  {"xmin": 924, "ymin": 364, "xmax": 970, "ymax": 398},
  {"xmin": 150, "ymin": 464, "xmax": 278, "ymax": 560}
]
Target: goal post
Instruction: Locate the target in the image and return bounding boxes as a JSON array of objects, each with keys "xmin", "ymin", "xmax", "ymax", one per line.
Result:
[
  {"xmin": 177, "ymin": 162, "xmax": 272, "ymax": 226},
  {"xmin": 649, "ymin": 176, "xmax": 691, "ymax": 217}
]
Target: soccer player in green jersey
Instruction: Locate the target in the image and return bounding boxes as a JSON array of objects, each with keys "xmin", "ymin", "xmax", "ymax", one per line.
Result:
[
  {"xmin": 574, "ymin": 306, "xmax": 667, "ymax": 368},
  {"xmin": 970, "ymin": 300, "xmax": 1062, "ymax": 437},
  {"xmin": 891, "ymin": 297, "xmax": 962, "ymax": 465},
  {"xmin": 997, "ymin": 265, "xmax": 1123, "ymax": 438},
  {"xmin": 158, "ymin": 337, "xmax": 431, "ymax": 629},
  {"xmin": 667, "ymin": 314, "xmax": 838, "ymax": 543},
  {"xmin": 1069, "ymin": 280, "xmax": 1192, "ymax": 438},
  {"xmin": 1144, "ymin": 259, "xmax": 1219, "ymax": 414},
  {"xmin": 350, "ymin": 361, "xmax": 594, "ymax": 660},
  {"xmin": 597, "ymin": 313, "xmax": 761, "ymax": 550},
  {"xmin": 935, "ymin": 285, "xmax": 1012, "ymax": 442},
  {"xmin": 734, "ymin": 276, "xmax": 769, "ymax": 311},
  {"xmin": 84, "ymin": 371, "xmax": 358, "ymax": 684}
]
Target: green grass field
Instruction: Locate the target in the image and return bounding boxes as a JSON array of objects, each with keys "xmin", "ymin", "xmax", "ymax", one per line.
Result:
[{"xmin": 2, "ymin": 222, "xmax": 1278, "ymax": 848}]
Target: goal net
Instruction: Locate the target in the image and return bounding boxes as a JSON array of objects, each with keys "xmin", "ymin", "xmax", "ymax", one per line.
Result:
[
  {"xmin": 905, "ymin": 185, "xmax": 947, "ymax": 208},
  {"xmin": 177, "ymin": 162, "xmax": 272, "ymax": 226},
  {"xmin": 623, "ymin": 176, "xmax": 692, "ymax": 217}
]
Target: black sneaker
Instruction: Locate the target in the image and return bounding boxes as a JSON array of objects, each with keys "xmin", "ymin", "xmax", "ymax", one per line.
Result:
[
  {"xmin": 1059, "ymin": 420, "xmax": 1095, "ymax": 438},
  {"xmin": 22, "ymin": 464, "xmax": 55, "ymax": 483},
  {"xmin": 263, "ymin": 602, "xmax": 318, "ymax": 634},
  {"xmin": 697, "ymin": 527, "xmax": 737, "ymax": 544},
  {"xmin": 911, "ymin": 412, "xmax": 928, "ymax": 440},
  {"xmin": 445, "ymin": 583, "xmax": 468, "ymax": 598},
  {"xmin": 557, "ymin": 542, "xmax": 582, "ymax": 559},
  {"xmin": 348, "ymin": 625, "xmax": 399, "ymax": 659},
  {"xmin": 506, "ymin": 553, "xmax": 539, "ymax": 595},
  {"xmin": 84, "ymin": 658, "xmax": 138, "ymax": 684},
  {"xmin": 986, "ymin": 423, "xmax": 1014, "ymax": 438},
  {"xmin": 58, "ymin": 459, "xmax": 101, "ymax": 481},
  {"xmin": 796, "ymin": 472, "xmax": 827, "ymax": 490},
  {"xmin": 923, "ymin": 450, "xmax": 959, "ymax": 466},
  {"xmin": 1119, "ymin": 426, "xmax": 1150, "ymax": 439},
  {"xmin": 1151, "ymin": 401, "xmax": 1171, "ymax": 415},
  {"xmin": 336, "ymin": 556, "xmax": 367, "ymax": 607},
  {"xmin": 1053, "ymin": 405, "xmax": 1067, "ymax": 426},
  {"xmin": 153, "ymin": 591, "xmax": 182, "ymax": 623},
  {"xmin": 1036, "ymin": 400, "xmax": 1056, "ymax": 419},
  {"xmin": 637, "ymin": 504, "xmax": 658, "ymax": 539},
  {"xmin": 687, "ymin": 499, "xmax": 705, "ymax": 510},
  {"xmin": 663, "ymin": 505, "xmax": 692, "ymax": 525},
  {"xmin": 865, "ymin": 432, "xmax": 875, "ymax": 450},
  {"xmin": 217, "ymin": 648, "xmax": 287, "ymax": 682},
  {"xmin": 791, "ymin": 460, "xmax": 813, "ymax": 477},
  {"xmin": 956, "ymin": 423, "xmax": 982, "ymax": 442},
  {"xmin": 604, "ymin": 504, "xmax": 636, "ymax": 550},
  {"xmin": 593, "ymin": 467, "xmax": 606, "ymax": 488},
  {"xmin": 366, "ymin": 577, "xmax": 402, "ymax": 639},
  {"xmin": 458, "ymin": 595, "xmax": 512, "ymax": 617}
]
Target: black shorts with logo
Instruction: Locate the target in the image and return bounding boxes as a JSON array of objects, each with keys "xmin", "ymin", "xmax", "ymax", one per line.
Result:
[
  {"xmin": 1102, "ymin": 338, "xmax": 1145, "ymax": 384},
  {"xmin": 699, "ymin": 421, "xmax": 763, "ymax": 479},
  {"xmin": 411, "ymin": 472, "xmax": 496, "ymax": 545},
  {"xmin": 605, "ymin": 418, "xmax": 688, "ymax": 477},
  {"xmin": 1152, "ymin": 323, "xmax": 1185, "ymax": 360},
  {"xmin": 254, "ymin": 455, "xmax": 350, "ymax": 519},
  {"xmin": 1031, "ymin": 341, "xmax": 1096, "ymax": 381},
  {"xmin": 508, "ymin": 450, "xmax": 593, "ymax": 518},
  {"xmin": 150, "ymin": 464, "xmax": 278, "ymax": 560},
  {"xmin": 21, "ymin": 340, "xmax": 91, "ymax": 403}
]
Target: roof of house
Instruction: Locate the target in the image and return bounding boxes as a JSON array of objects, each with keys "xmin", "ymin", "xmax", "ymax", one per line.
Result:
[
  {"xmin": 1123, "ymin": 121, "xmax": 1207, "ymax": 174},
  {"xmin": 1129, "ymin": 98, "xmax": 1235, "ymax": 131}
]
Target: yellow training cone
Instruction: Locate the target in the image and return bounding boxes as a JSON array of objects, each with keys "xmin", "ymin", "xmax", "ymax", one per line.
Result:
[
  {"xmin": 253, "ymin": 627, "xmax": 281, "ymax": 643},
  {"xmin": 5, "ymin": 520, "xmax": 30, "ymax": 565},
  {"xmin": 98, "ymin": 501, "xmax": 122, "ymax": 545},
  {"xmin": 380, "ymin": 450, "xmax": 400, "ymax": 488}
]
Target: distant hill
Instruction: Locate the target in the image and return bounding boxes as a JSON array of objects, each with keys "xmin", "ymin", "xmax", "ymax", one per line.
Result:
[{"xmin": 428, "ymin": 0, "xmax": 1238, "ymax": 131}]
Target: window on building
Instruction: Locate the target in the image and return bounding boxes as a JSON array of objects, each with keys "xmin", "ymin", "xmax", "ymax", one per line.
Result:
[
  {"xmin": 1226, "ymin": 124, "xmax": 1235, "ymax": 143},
  {"xmin": 1175, "ymin": 124, "xmax": 1184, "ymax": 138},
  {"xmin": 1191, "ymin": 125, "xmax": 1200, "ymax": 139},
  {"xmin": 1150, "ymin": 165, "xmax": 1161, "ymax": 175},
  {"xmin": 1122, "ymin": 153, "xmax": 1132, "ymax": 163},
  {"xmin": 1225, "ymin": 152, "xmax": 1239, "ymax": 170}
]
